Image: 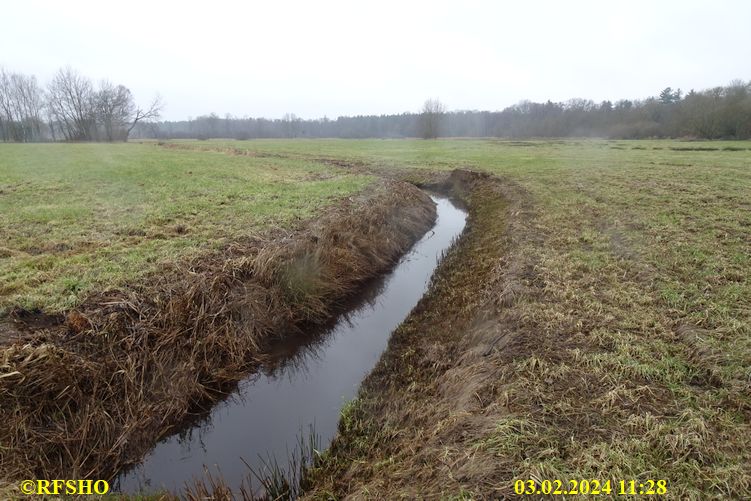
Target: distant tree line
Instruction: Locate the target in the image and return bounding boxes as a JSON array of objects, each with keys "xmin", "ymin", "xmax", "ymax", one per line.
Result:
[
  {"xmin": 0, "ymin": 67, "xmax": 161, "ymax": 142},
  {"xmin": 132, "ymin": 80, "xmax": 751, "ymax": 141},
  {"xmin": 2, "ymin": 69, "xmax": 749, "ymax": 141},
  {"xmin": 134, "ymin": 80, "xmax": 751, "ymax": 139}
]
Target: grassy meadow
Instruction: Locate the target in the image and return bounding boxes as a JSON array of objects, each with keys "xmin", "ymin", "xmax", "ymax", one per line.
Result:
[
  {"xmin": 1, "ymin": 138, "xmax": 750, "ymax": 497},
  {"xmin": 170, "ymin": 138, "xmax": 751, "ymax": 497},
  {"xmin": 0, "ymin": 143, "xmax": 372, "ymax": 314}
]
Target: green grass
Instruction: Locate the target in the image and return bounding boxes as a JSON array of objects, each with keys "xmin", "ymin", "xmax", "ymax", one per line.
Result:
[{"xmin": 0, "ymin": 143, "xmax": 372, "ymax": 314}]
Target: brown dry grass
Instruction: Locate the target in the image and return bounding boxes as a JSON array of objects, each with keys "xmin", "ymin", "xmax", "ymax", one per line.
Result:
[{"xmin": 0, "ymin": 179, "xmax": 435, "ymax": 484}]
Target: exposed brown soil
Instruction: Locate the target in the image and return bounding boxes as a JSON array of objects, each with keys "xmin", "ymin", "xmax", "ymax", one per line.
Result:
[
  {"xmin": 0, "ymin": 323, "xmax": 27, "ymax": 347},
  {"xmin": 0, "ymin": 308, "xmax": 64, "ymax": 346},
  {"xmin": 0, "ymin": 179, "xmax": 436, "ymax": 483}
]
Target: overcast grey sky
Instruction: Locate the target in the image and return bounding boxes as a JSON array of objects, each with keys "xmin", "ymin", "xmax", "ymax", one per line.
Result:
[{"xmin": 3, "ymin": 0, "xmax": 750, "ymax": 121}]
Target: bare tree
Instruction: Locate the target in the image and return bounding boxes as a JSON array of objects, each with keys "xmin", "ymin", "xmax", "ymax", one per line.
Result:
[
  {"xmin": 282, "ymin": 112, "xmax": 300, "ymax": 138},
  {"xmin": 95, "ymin": 81, "xmax": 135, "ymax": 141},
  {"xmin": 0, "ymin": 68, "xmax": 19, "ymax": 141},
  {"xmin": 45, "ymin": 68, "xmax": 162, "ymax": 142},
  {"xmin": 0, "ymin": 68, "xmax": 45, "ymax": 142},
  {"xmin": 95, "ymin": 81, "xmax": 162, "ymax": 141},
  {"xmin": 125, "ymin": 95, "xmax": 163, "ymax": 141},
  {"xmin": 16, "ymin": 74, "xmax": 45, "ymax": 141},
  {"xmin": 420, "ymin": 98, "xmax": 446, "ymax": 139},
  {"xmin": 46, "ymin": 67, "xmax": 95, "ymax": 141}
]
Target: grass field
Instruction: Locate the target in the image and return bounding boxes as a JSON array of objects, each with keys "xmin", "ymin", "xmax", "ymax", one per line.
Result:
[
  {"xmin": 164, "ymin": 138, "xmax": 751, "ymax": 498},
  {"xmin": 1, "ymin": 138, "xmax": 750, "ymax": 498},
  {"xmin": 0, "ymin": 143, "xmax": 372, "ymax": 314}
]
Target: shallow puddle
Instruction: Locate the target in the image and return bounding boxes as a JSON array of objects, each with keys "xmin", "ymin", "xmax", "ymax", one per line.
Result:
[{"xmin": 117, "ymin": 195, "xmax": 467, "ymax": 494}]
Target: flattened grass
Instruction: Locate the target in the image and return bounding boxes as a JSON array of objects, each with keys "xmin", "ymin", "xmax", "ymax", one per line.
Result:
[{"xmin": 0, "ymin": 143, "xmax": 372, "ymax": 314}]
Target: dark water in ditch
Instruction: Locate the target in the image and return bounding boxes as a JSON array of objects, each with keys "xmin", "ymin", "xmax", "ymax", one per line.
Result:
[{"xmin": 117, "ymin": 195, "xmax": 467, "ymax": 495}]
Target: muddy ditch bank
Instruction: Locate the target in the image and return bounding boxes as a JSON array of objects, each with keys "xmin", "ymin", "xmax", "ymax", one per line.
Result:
[{"xmin": 0, "ymin": 179, "xmax": 436, "ymax": 483}]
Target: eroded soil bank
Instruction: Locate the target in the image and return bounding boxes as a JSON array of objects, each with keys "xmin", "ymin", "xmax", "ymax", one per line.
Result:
[{"xmin": 0, "ymin": 179, "xmax": 436, "ymax": 484}]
